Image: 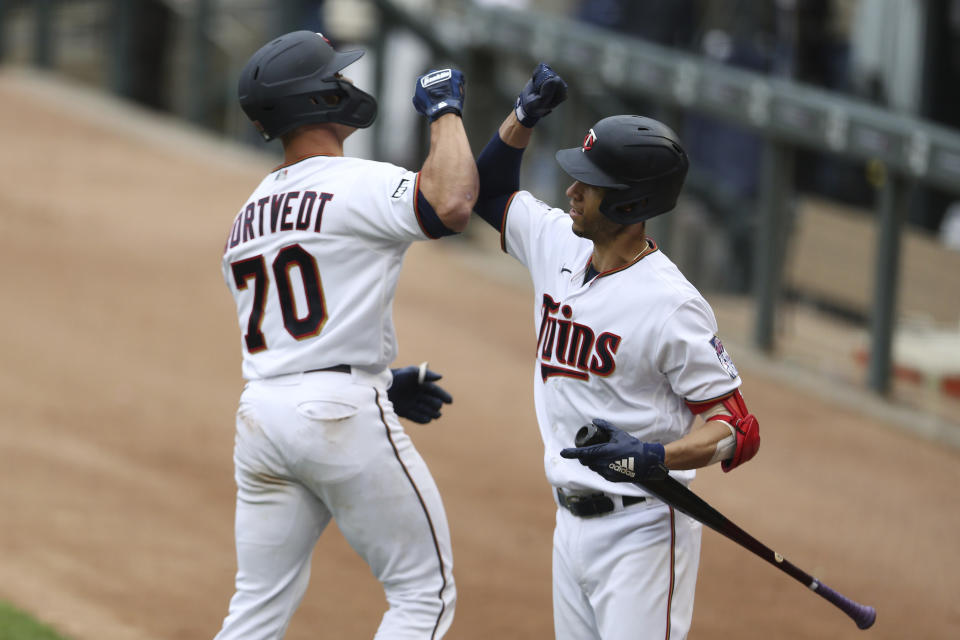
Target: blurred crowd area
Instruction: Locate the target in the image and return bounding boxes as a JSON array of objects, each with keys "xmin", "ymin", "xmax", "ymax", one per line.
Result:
[
  {"xmin": 556, "ymin": 0, "xmax": 960, "ymax": 257},
  {"xmin": 3, "ymin": 0, "xmax": 960, "ymax": 290}
]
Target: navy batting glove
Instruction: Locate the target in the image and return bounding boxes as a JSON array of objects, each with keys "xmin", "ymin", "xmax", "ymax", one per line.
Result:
[
  {"xmin": 515, "ymin": 62, "xmax": 568, "ymax": 127},
  {"xmin": 560, "ymin": 418, "xmax": 668, "ymax": 482},
  {"xmin": 388, "ymin": 364, "xmax": 453, "ymax": 424},
  {"xmin": 412, "ymin": 68, "xmax": 465, "ymax": 122}
]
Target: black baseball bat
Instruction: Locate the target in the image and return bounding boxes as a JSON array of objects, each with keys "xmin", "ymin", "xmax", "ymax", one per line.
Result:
[{"xmin": 574, "ymin": 424, "xmax": 877, "ymax": 630}]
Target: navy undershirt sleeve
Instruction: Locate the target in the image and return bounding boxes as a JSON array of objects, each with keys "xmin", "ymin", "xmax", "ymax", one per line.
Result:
[
  {"xmin": 415, "ymin": 188, "xmax": 457, "ymax": 238},
  {"xmin": 475, "ymin": 132, "xmax": 525, "ymax": 231}
]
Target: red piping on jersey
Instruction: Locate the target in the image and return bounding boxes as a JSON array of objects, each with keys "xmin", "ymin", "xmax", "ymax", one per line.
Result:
[
  {"xmin": 499, "ymin": 192, "xmax": 519, "ymax": 253},
  {"xmin": 584, "ymin": 238, "xmax": 658, "ymax": 282},
  {"xmin": 665, "ymin": 506, "xmax": 676, "ymax": 640},
  {"xmin": 270, "ymin": 153, "xmax": 337, "ymax": 172},
  {"xmin": 375, "ymin": 389, "xmax": 448, "ymax": 637},
  {"xmin": 412, "ymin": 172, "xmax": 439, "ymax": 240}
]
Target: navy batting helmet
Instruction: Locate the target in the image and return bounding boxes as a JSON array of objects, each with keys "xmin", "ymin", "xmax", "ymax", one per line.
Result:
[
  {"xmin": 555, "ymin": 115, "xmax": 689, "ymax": 224},
  {"xmin": 238, "ymin": 31, "xmax": 377, "ymax": 141}
]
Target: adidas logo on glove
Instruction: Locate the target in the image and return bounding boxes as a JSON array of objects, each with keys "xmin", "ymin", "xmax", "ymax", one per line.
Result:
[{"xmin": 608, "ymin": 457, "xmax": 635, "ymax": 478}]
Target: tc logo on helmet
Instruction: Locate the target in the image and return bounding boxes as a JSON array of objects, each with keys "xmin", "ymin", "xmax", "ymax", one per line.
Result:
[{"xmin": 582, "ymin": 128, "xmax": 597, "ymax": 152}]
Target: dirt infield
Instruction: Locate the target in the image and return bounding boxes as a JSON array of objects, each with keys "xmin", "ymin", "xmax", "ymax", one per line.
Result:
[{"xmin": 1, "ymin": 70, "xmax": 958, "ymax": 639}]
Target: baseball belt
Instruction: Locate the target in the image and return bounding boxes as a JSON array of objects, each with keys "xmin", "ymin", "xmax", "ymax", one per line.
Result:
[
  {"xmin": 556, "ymin": 488, "xmax": 646, "ymax": 518},
  {"xmin": 306, "ymin": 364, "xmax": 352, "ymax": 374}
]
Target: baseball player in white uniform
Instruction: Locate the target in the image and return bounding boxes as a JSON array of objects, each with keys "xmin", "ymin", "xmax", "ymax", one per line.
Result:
[
  {"xmin": 213, "ymin": 32, "xmax": 477, "ymax": 639},
  {"xmin": 473, "ymin": 64, "xmax": 761, "ymax": 639}
]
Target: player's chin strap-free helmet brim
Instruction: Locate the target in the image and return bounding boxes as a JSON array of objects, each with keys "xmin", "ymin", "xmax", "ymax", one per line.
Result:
[
  {"xmin": 238, "ymin": 31, "xmax": 378, "ymax": 142},
  {"xmin": 555, "ymin": 115, "xmax": 689, "ymax": 225}
]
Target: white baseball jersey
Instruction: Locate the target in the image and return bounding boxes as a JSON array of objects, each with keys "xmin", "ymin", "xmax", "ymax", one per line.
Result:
[
  {"xmin": 221, "ymin": 155, "xmax": 434, "ymax": 379},
  {"xmin": 501, "ymin": 190, "xmax": 742, "ymax": 495}
]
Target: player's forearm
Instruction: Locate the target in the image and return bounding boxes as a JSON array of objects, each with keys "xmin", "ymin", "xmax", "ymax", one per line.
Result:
[
  {"xmin": 419, "ymin": 114, "xmax": 478, "ymax": 232},
  {"xmin": 498, "ymin": 111, "xmax": 534, "ymax": 149},
  {"xmin": 663, "ymin": 420, "xmax": 734, "ymax": 470}
]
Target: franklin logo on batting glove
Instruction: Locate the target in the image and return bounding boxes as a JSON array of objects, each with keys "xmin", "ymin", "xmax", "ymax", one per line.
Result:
[
  {"xmin": 420, "ymin": 69, "xmax": 452, "ymax": 87},
  {"xmin": 412, "ymin": 68, "xmax": 465, "ymax": 122}
]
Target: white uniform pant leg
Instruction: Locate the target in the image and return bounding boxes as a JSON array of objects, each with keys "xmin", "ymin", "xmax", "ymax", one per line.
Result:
[
  {"xmin": 214, "ymin": 397, "xmax": 332, "ymax": 640},
  {"xmin": 552, "ymin": 499, "xmax": 702, "ymax": 640},
  {"xmin": 318, "ymin": 388, "xmax": 455, "ymax": 639},
  {"xmin": 214, "ymin": 373, "xmax": 455, "ymax": 640},
  {"xmin": 553, "ymin": 506, "xmax": 601, "ymax": 640}
]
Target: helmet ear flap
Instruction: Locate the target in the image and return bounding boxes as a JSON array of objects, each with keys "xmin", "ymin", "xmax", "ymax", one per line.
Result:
[
  {"xmin": 599, "ymin": 192, "xmax": 656, "ymax": 225},
  {"xmin": 334, "ymin": 82, "xmax": 378, "ymax": 128}
]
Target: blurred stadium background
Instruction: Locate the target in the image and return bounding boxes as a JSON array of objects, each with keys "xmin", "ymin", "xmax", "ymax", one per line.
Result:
[{"xmin": 1, "ymin": 2, "xmax": 959, "ymax": 638}]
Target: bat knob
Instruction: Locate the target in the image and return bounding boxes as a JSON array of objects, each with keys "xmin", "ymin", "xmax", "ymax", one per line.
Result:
[{"xmin": 575, "ymin": 424, "xmax": 609, "ymax": 447}]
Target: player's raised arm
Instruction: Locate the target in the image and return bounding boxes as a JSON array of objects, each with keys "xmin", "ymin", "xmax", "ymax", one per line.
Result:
[
  {"xmin": 474, "ymin": 63, "xmax": 568, "ymax": 231},
  {"xmin": 412, "ymin": 69, "xmax": 478, "ymax": 233}
]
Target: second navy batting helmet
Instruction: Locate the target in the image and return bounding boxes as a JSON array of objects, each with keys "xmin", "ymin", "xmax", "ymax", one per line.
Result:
[
  {"xmin": 555, "ymin": 115, "xmax": 689, "ymax": 224},
  {"xmin": 238, "ymin": 31, "xmax": 377, "ymax": 141}
]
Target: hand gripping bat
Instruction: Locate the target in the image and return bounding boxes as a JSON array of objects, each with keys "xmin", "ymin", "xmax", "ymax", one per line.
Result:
[{"xmin": 574, "ymin": 423, "xmax": 877, "ymax": 630}]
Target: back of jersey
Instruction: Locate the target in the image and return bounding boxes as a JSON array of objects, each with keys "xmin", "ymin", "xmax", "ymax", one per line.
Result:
[{"xmin": 221, "ymin": 155, "xmax": 428, "ymax": 380}]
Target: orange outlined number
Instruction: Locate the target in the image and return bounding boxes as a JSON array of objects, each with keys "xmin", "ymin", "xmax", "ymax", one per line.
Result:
[
  {"xmin": 273, "ymin": 244, "xmax": 327, "ymax": 340},
  {"xmin": 231, "ymin": 244, "xmax": 327, "ymax": 353}
]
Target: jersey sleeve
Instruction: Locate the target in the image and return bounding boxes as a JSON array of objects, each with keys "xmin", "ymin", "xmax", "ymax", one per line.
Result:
[
  {"xmin": 346, "ymin": 164, "xmax": 455, "ymax": 243},
  {"xmin": 501, "ymin": 190, "xmax": 570, "ymax": 270},
  {"xmin": 655, "ymin": 298, "xmax": 742, "ymax": 403}
]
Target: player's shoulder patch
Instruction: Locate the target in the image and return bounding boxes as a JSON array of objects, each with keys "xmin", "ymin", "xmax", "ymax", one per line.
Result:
[
  {"xmin": 710, "ymin": 335, "xmax": 739, "ymax": 379},
  {"xmin": 391, "ymin": 176, "xmax": 413, "ymax": 199}
]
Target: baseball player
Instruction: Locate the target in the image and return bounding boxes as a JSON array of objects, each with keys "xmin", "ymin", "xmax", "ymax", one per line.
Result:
[
  {"xmin": 472, "ymin": 63, "xmax": 761, "ymax": 639},
  {"xmin": 214, "ymin": 31, "xmax": 478, "ymax": 639}
]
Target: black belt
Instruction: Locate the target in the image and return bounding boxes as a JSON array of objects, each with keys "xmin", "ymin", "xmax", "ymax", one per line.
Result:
[
  {"xmin": 306, "ymin": 364, "xmax": 351, "ymax": 374},
  {"xmin": 556, "ymin": 488, "xmax": 646, "ymax": 518}
]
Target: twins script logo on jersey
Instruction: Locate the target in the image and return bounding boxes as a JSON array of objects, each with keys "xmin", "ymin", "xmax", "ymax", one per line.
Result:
[
  {"xmin": 537, "ymin": 294, "xmax": 621, "ymax": 381},
  {"xmin": 710, "ymin": 335, "xmax": 739, "ymax": 379}
]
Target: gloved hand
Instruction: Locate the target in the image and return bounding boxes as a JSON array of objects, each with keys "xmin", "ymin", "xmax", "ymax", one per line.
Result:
[
  {"xmin": 388, "ymin": 363, "xmax": 453, "ymax": 424},
  {"xmin": 560, "ymin": 418, "xmax": 668, "ymax": 482},
  {"xmin": 412, "ymin": 68, "xmax": 466, "ymax": 122},
  {"xmin": 515, "ymin": 62, "xmax": 568, "ymax": 127}
]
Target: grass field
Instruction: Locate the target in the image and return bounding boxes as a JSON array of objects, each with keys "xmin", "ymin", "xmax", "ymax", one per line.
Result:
[{"xmin": 0, "ymin": 602, "xmax": 70, "ymax": 640}]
